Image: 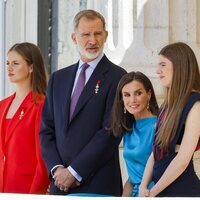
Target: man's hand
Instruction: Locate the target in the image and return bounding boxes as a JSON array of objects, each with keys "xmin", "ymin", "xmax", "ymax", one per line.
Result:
[{"xmin": 53, "ymin": 166, "xmax": 80, "ymax": 192}]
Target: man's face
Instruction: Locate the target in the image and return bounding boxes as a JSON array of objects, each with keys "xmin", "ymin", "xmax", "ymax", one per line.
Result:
[{"xmin": 72, "ymin": 17, "xmax": 108, "ymax": 62}]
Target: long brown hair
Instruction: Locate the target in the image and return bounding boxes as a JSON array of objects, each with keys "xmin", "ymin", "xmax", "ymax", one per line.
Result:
[
  {"xmin": 8, "ymin": 42, "xmax": 48, "ymax": 102},
  {"xmin": 110, "ymin": 71, "xmax": 159, "ymax": 137},
  {"xmin": 155, "ymin": 42, "xmax": 200, "ymax": 148}
]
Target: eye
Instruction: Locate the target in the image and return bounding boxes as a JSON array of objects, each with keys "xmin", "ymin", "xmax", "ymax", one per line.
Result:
[
  {"xmin": 122, "ymin": 93, "xmax": 130, "ymax": 97},
  {"xmin": 135, "ymin": 91, "xmax": 142, "ymax": 96},
  {"xmin": 81, "ymin": 33, "xmax": 90, "ymax": 37},
  {"xmin": 159, "ymin": 62, "xmax": 166, "ymax": 67},
  {"xmin": 95, "ymin": 32, "xmax": 102, "ymax": 36}
]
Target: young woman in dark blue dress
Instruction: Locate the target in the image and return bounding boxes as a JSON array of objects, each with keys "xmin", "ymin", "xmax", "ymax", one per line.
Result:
[{"xmin": 140, "ymin": 42, "xmax": 200, "ymax": 197}]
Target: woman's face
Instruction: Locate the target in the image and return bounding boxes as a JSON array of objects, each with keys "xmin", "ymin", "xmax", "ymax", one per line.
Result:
[
  {"xmin": 157, "ymin": 55, "xmax": 173, "ymax": 88},
  {"xmin": 7, "ymin": 50, "xmax": 32, "ymax": 84},
  {"xmin": 122, "ymin": 80, "xmax": 151, "ymax": 119}
]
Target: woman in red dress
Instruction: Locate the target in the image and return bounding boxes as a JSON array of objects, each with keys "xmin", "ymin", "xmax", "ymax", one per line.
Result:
[{"xmin": 0, "ymin": 42, "xmax": 50, "ymax": 193}]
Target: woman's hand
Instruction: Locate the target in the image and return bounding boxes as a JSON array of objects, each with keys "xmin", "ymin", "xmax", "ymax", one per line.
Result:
[{"xmin": 139, "ymin": 185, "xmax": 150, "ymax": 197}]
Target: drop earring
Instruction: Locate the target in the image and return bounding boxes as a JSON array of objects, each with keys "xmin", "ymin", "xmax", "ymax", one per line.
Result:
[
  {"xmin": 147, "ymin": 100, "xmax": 150, "ymax": 111},
  {"xmin": 124, "ymin": 107, "xmax": 126, "ymax": 114}
]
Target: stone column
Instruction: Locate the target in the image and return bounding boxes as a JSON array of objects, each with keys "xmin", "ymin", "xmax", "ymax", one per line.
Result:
[{"xmin": 0, "ymin": 0, "xmax": 6, "ymax": 99}]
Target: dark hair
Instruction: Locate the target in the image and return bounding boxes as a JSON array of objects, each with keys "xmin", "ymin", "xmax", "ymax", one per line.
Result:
[
  {"xmin": 8, "ymin": 42, "xmax": 48, "ymax": 102},
  {"xmin": 110, "ymin": 71, "xmax": 159, "ymax": 137},
  {"xmin": 73, "ymin": 9, "xmax": 106, "ymax": 31},
  {"xmin": 155, "ymin": 42, "xmax": 200, "ymax": 147}
]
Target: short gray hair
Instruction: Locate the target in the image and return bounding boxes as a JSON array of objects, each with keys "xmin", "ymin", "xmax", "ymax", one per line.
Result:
[{"xmin": 73, "ymin": 9, "xmax": 106, "ymax": 31}]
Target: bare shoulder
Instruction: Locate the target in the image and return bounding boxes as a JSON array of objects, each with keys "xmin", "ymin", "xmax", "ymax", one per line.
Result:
[
  {"xmin": 188, "ymin": 101, "xmax": 200, "ymax": 116},
  {"xmin": 185, "ymin": 101, "xmax": 200, "ymax": 137}
]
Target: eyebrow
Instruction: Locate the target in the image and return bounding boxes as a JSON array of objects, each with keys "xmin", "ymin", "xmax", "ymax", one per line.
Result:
[
  {"xmin": 122, "ymin": 88, "xmax": 143, "ymax": 93},
  {"xmin": 7, "ymin": 60, "xmax": 20, "ymax": 62},
  {"xmin": 134, "ymin": 88, "xmax": 143, "ymax": 92},
  {"xmin": 159, "ymin": 61, "xmax": 166, "ymax": 64}
]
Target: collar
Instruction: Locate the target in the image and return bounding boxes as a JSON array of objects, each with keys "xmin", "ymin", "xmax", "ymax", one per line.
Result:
[{"xmin": 78, "ymin": 53, "xmax": 104, "ymax": 69}]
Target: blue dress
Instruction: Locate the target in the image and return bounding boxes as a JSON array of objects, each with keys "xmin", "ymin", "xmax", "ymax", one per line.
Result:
[{"xmin": 123, "ymin": 116, "xmax": 157, "ymax": 196}]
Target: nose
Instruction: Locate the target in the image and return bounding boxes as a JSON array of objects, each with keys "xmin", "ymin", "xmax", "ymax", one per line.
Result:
[
  {"xmin": 7, "ymin": 64, "xmax": 13, "ymax": 71},
  {"xmin": 156, "ymin": 66, "xmax": 161, "ymax": 74},
  {"xmin": 130, "ymin": 95, "xmax": 136, "ymax": 103},
  {"xmin": 88, "ymin": 35, "xmax": 97, "ymax": 45}
]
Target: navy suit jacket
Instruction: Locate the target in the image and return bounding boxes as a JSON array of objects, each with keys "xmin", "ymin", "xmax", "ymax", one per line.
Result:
[{"xmin": 40, "ymin": 55, "xmax": 127, "ymax": 196}]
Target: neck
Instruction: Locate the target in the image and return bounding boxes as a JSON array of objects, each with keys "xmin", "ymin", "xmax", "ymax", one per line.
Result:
[
  {"xmin": 15, "ymin": 84, "xmax": 32, "ymax": 101},
  {"xmin": 134, "ymin": 110, "xmax": 154, "ymax": 120}
]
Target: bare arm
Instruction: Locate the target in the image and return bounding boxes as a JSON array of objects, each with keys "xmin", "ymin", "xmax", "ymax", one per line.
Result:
[
  {"xmin": 149, "ymin": 102, "xmax": 200, "ymax": 197},
  {"xmin": 122, "ymin": 179, "xmax": 133, "ymax": 197},
  {"xmin": 139, "ymin": 152, "xmax": 154, "ymax": 197}
]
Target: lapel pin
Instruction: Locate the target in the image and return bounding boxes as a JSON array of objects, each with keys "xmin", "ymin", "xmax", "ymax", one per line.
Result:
[
  {"xmin": 95, "ymin": 80, "xmax": 101, "ymax": 94},
  {"xmin": 19, "ymin": 109, "xmax": 24, "ymax": 120}
]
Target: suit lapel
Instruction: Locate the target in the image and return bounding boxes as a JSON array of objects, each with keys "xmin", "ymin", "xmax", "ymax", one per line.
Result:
[
  {"xmin": 70, "ymin": 56, "xmax": 109, "ymax": 122},
  {"xmin": 5, "ymin": 92, "xmax": 34, "ymax": 145}
]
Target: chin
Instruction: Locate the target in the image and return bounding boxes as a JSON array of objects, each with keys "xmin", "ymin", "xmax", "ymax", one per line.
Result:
[
  {"xmin": 8, "ymin": 79, "xmax": 15, "ymax": 83},
  {"xmin": 86, "ymin": 52, "xmax": 100, "ymax": 60},
  {"xmin": 128, "ymin": 110, "xmax": 136, "ymax": 115}
]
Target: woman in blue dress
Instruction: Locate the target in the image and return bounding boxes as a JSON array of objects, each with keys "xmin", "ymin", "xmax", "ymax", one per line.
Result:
[
  {"xmin": 140, "ymin": 42, "xmax": 200, "ymax": 197},
  {"xmin": 110, "ymin": 71, "xmax": 159, "ymax": 196}
]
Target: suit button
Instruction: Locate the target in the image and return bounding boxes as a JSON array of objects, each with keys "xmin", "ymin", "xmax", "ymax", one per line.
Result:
[{"xmin": 3, "ymin": 156, "xmax": 6, "ymax": 161}]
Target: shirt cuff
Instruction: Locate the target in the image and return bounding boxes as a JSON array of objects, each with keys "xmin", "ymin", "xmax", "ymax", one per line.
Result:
[
  {"xmin": 51, "ymin": 164, "xmax": 64, "ymax": 177},
  {"xmin": 68, "ymin": 165, "xmax": 82, "ymax": 182}
]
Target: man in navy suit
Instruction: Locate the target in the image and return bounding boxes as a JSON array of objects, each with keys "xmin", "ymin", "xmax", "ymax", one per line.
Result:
[{"xmin": 40, "ymin": 9, "xmax": 126, "ymax": 196}]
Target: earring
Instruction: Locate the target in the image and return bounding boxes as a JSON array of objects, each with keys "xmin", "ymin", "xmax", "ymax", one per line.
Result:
[
  {"xmin": 124, "ymin": 107, "xmax": 126, "ymax": 114},
  {"xmin": 147, "ymin": 101, "xmax": 150, "ymax": 111}
]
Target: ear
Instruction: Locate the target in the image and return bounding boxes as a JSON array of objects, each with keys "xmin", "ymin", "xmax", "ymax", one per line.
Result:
[
  {"xmin": 29, "ymin": 64, "xmax": 33, "ymax": 73},
  {"xmin": 147, "ymin": 89, "xmax": 152, "ymax": 101},
  {"xmin": 71, "ymin": 33, "xmax": 77, "ymax": 44},
  {"xmin": 104, "ymin": 31, "xmax": 108, "ymax": 43}
]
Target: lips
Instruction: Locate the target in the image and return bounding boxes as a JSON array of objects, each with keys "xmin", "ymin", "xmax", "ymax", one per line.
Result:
[
  {"xmin": 130, "ymin": 105, "xmax": 138, "ymax": 109},
  {"xmin": 87, "ymin": 47, "xmax": 98, "ymax": 52}
]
